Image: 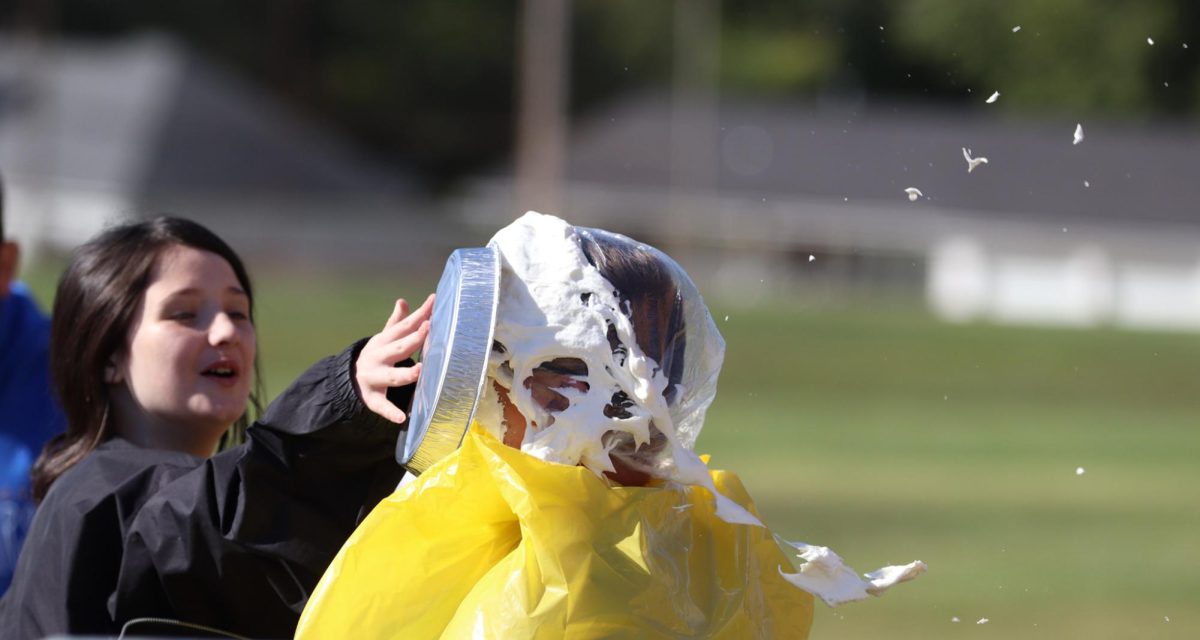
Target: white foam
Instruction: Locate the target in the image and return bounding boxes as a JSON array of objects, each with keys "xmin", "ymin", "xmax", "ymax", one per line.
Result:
[{"xmin": 778, "ymin": 539, "xmax": 927, "ymax": 607}]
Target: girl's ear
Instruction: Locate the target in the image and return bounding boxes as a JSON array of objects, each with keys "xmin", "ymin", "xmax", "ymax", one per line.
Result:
[{"xmin": 104, "ymin": 361, "xmax": 122, "ymax": 384}]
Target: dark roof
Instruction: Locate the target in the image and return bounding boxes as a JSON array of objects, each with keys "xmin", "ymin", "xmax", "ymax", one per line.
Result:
[
  {"xmin": 561, "ymin": 93, "xmax": 1200, "ymax": 230},
  {"xmin": 142, "ymin": 47, "xmax": 410, "ymax": 197},
  {"xmin": 0, "ymin": 34, "xmax": 410, "ymax": 200}
]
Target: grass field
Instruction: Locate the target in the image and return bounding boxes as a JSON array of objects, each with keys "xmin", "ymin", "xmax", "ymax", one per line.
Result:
[{"xmin": 25, "ymin": 264, "xmax": 1200, "ymax": 638}]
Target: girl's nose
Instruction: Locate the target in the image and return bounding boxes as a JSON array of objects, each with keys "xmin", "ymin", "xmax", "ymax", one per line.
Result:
[{"xmin": 208, "ymin": 312, "xmax": 239, "ymax": 346}]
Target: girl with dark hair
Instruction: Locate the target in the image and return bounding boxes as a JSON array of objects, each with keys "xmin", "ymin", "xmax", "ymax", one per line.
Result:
[{"xmin": 0, "ymin": 216, "xmax": 431, "ymax": 639}]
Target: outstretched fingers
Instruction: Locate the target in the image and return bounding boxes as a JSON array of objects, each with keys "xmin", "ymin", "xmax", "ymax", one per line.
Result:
[
  {"xmin": 355, "ymin": 294, "xmax": 436, "ymax": 424},
  {"xmin": 367, "ymin": 393, "xmax": 409, "ymax": 425},
  {"xmin": 384, "ymin": 298, "xmax": 410, "ymax": 329},
  {"xmin": 380, "ymin": 294, "xmax": 434, "ymax": 340},
  {"xmin": 386, "ymin": 320, "xmax": 430, "ymax": 361}
]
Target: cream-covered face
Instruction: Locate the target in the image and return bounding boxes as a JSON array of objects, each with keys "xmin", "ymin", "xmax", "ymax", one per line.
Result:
[
  {"xmin": 110, "ymin": 245, "xmax": 256, "ymax": 454},
  {"xmin": 492, "ymin": 355, "xmax": 654, "ymax": 485},
  {"xmin": 495, "ymin": 357, "xmax": 590, "ymax": 447},
  {"xmin": 475, "ymin": 213, "xmax": 672, "ymax": 483}
]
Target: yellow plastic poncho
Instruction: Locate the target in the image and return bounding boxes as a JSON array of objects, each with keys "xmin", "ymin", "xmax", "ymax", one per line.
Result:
[{"xmin": 296, "ymin": 427, "xmax": 812, "ymax": 639}]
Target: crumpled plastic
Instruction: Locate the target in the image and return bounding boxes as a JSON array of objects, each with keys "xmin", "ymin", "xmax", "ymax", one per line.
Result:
[{"xmin": 295, "ymin": 427, "xmax": 813, "ymax": 639}]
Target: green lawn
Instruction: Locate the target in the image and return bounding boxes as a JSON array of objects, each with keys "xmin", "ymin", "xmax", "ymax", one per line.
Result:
[
  {"xmin": 701, "ymin": 302, "xmax": 1200, "ymax": 639},
  {"xmin": 25, "ymin": 264, "xmax": 1200, "ymax": 638}
]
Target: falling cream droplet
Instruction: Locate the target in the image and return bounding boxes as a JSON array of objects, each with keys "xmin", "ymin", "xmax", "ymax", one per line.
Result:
[
  {"xmin": 1076, "ymin": 467, "xmax": 1086, "ymax": 475},
  {"xmin": 1012, "ymin": 25, "xmax": 1021, "ymax": 33},
  {"xmin": 1147, "ymin": 37, "xmax": 1155, "ymax": 45},
  {"xmin": 986, "ymin": 91, "xmax": 1000, "ymax": 104}
]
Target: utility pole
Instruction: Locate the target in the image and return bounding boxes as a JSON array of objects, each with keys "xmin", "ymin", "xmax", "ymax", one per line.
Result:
[
  {"xmin": 514, "ymin": 0, "xmax": 571, "ymax": 215},
  {"xmin": 668, "ymin": 0, "xmax": 721, "ymax": 258}
]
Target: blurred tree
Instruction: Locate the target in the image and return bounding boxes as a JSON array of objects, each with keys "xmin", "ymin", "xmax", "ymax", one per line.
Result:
[
  {"xmin": 6, "ymin": 0, "xmax": 1196, "ymax": 188},
  {"xmin": 20, "ymin": 0, "xmax": 519, "ymax": 189},
  {"xmin": 889, "ymin": 0, "xmax": 1198, "ymax": 116},
  {"xmin": 570, "ymin": 0, "xmax": 673, "ymax": 115}
]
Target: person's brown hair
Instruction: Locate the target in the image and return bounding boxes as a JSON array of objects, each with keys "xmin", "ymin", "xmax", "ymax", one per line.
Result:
[
  {"xmin": 31, "ymin": 216, "xmax": 262, "ymax": 501},
  {"xmin": 578, "ymin": 230, "xmax": 686, "ymax": 398},
  {"xmin": 578, "ymin": 230, "xmax": 686, "ymax": 484}
]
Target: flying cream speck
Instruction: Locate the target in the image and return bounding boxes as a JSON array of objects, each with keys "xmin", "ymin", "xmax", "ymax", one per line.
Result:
[
  {"xmin": 1012, "ymin": 25, "xmax": 1021, "ymax": 33},
  {"xmin": 986, "ymin": 91, "xmax": 1000, "ymax": 104},
  {"xmin": 1147, "ymin": 37, "xmax": 1155, "ymax": 45},
  {"xmin": 962, "ymin": 147, "xmax": 988, "ymax": 173},
  {"xmin": 1076, "ymin": 466, "xmax": 1086, "ymax": 475},
  {"xmin": 1073, "ymin": 123, "xmax": 1085, "ymax": 145},
  {"xmin": 905, "ymin": 187, "xmax": 923, "ymax": 201}
]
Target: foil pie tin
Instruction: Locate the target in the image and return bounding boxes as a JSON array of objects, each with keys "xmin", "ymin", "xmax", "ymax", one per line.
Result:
[{"xmin": 397, "ymin": 246, "xmax": 500, "ymax": 474}]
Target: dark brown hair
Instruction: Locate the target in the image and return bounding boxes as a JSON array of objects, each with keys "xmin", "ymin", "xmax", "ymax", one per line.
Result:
[
  {"xmin": 578, "ymin": 230, "xmax": 686, "ymax": 398},
  {"xmin": 577, "ymin": 230, "xmax": 687, "ymax": 484},
  {"xmin": 31, "ymin": 216, "xmax": 262, "ymax": 501}
]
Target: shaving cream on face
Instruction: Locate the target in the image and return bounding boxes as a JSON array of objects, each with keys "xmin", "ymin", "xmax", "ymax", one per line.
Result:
[
  {"xmin": 476, "ymin": 211, "xmax": 760, "ymax": 526},
  {"xmin": 477, "ymin": 212, "xmax": 656, "ymax": 474}
]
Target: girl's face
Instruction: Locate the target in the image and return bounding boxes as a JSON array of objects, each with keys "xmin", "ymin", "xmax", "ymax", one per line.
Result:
[
  {"xmin": 495, "ymin": 356, "xmax": 653, "ymax": 486},
  {"xmin": 111, "ymin": 245, "xmax": 256, "ymax": 449}
]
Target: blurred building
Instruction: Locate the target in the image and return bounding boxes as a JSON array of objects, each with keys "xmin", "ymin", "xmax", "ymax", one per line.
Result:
[
  {"xmin": 460, "ymin": 93, "xmax": 1200, "ymax": 332},
  {"xmin": 0, "ymin": 32, "xmax": 454, "ymax": 273}
]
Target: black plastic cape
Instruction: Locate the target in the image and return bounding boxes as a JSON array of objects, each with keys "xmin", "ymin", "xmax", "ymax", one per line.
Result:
[{"xmin": 0, "ymin": 340, "xmax": 411, "ymax": 639}]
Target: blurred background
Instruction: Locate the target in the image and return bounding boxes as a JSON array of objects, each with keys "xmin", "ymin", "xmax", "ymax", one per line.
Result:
[{"xmin": 4, "ymin": 1, "xmax": 1199, "ymax": 637}]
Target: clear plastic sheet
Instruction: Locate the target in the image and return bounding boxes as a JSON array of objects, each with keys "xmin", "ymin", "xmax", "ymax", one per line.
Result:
[
  {"xmin": 572, "ymin": 224, "xmax": 725, "ymax": 453},
  {"xmin": 474, "ymin": 213, "xmax": 744, "ymax": 523}
]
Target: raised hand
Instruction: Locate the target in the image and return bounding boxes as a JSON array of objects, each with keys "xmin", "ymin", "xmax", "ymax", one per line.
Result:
[{"xmin": 354, "ymin": 294, "xmax": 434, "ymax": 423}]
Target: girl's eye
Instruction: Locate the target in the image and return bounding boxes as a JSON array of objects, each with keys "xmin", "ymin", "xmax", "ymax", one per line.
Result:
[
  {"xmin": 168, "ymin": 311, "xmax": 196, "ymax": 322},
  {"xmin": 228, "ymin": 310, "xmax": 250, "ymax": 321}
]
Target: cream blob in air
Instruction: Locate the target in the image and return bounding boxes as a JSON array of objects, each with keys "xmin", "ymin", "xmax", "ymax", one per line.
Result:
[{"xmin": 962, "ymin": 147, "xmax": 988, "ymax": 173}]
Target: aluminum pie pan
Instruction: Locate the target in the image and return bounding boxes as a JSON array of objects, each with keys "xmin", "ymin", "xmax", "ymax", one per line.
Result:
[{"xmin": 397, "ymin": 246, "xmax": 499, "ymax": 474}]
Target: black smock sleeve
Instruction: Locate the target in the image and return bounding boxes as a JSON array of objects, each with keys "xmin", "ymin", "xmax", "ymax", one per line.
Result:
[{"xmin": 111, "ymin": 339, "xmax": 412, "ymax": 639}]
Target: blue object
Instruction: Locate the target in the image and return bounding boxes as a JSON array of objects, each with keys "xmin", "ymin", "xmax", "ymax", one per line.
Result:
[{"xmin": 0, "ymin": 281, "xmax": 65, "ymax": 593}]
